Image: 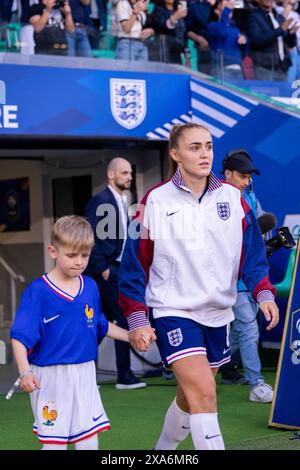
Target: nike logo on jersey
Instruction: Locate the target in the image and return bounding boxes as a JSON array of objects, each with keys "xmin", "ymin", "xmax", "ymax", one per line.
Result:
[
  {"xmin": 223, "ymin": 348, "xmax": 230, "ymax": 354},
  {"xmin": 93, "ymin": 413, "xmax": 104, "ymax": 422},
  {"xmin": 205, "ymin": 434, "xmax": 221, "ymax": 440},
  {"xmin": 166, "ymin": 210, "xmax": 181, "ymax": 217},
  {"xmin": 43, "ymin": 315, "xmax": 60, "ymax": 324}
]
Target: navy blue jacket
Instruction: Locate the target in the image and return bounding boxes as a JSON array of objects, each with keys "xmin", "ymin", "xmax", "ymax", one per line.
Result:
[
  {"xmin": 208, "ymin": 7, "xmax": 248, "ymax": 65},
  {"xmin": 85, "ymin": 187, "xmax": 123, "ymax": 277},
  {"xmin": 246, "ymin": 7, "xmax": 296, "ymax": 71},
  {"xmin": 185, "ymin": 0, "xmax": 212, "ymax": 40}
]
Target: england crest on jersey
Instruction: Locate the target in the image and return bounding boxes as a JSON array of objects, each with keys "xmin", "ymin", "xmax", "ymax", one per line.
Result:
[
  {"xmin": 167, "ymin": 328, "xmax": 183, "ymax": 347},
  {"xmin": 110, "ymin": 78, "xmax": 147, "ymax": 129},
  {"xmin": 217, "ymin": 202, "xmax": 231, "ymax": 220}
]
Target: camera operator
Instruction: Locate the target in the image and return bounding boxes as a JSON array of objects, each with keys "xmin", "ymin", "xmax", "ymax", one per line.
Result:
[
  {"xmin": 29, "ymin": 0, "xmax": 74, "ymax": 55},
  {"xmin": 219, "ymin": 149, "xmax": 275, "ymax": 403}
]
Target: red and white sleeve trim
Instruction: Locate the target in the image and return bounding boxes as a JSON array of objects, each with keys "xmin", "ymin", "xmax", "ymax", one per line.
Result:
[{"xmin": 127, "ymin": 311, "xmax": 150, "ymax": 331}]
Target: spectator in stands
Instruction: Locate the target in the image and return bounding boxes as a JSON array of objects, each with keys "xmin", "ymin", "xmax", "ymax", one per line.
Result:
[
  {"xmin": 109, "ymin": 0, "xmax": 119, "ymax": 37},
  {"xmin": 66, "ymin": 0, "xmax": 92, "ymax": 57},
  {"xmin": 147, "ymin": 0, "xmax": 188, "ymax": 65},
  {"xmin": 185, "ymin": 0, "xmax": 216, "ymax": 75},
  {"xmin": 0, "ymin": 0, "xmax": 38, "ymax": 54},
  {"xmin": 274, "ymin": 0, "xmax": 300, "ymax": 82},
  {"xmin": 208, "ymin": 0, "xmax": 248, "ymax": 80},
  {"xmin": 246, "ymin": 0, "xmax": 298, "ymax": 80},
  {"xmin": 115, "ymin": 0, "xmax": 153, "ymax": 61},
  {"xmin": 29, "ymin": 0, "xmax": 74, "ymax": 56},
  {"xmin": 220, "ymin": 149, "xmax": 274, "ymax": 403},
  {"xmin": 88, "ymin": 0, "xmax": 108, "ymax": 49}
]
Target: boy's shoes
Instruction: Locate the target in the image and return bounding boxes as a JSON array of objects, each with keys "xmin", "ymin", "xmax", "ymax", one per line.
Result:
[
  {"xmin": 249, "ymin": 381, "xmax": 273, "ymax": 403},
  {"xmin": 116, "ymin": 372, "xmax": 147, "ymax": 390},
  {"xmin": 220, "ymin": 362, "xmax": 247, "ymax": 385}
]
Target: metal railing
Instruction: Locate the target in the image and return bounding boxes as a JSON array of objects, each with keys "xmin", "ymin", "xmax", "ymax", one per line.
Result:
[{"xmin": 0, "ymin": 255, "xmax": 25, "ymax": 324}]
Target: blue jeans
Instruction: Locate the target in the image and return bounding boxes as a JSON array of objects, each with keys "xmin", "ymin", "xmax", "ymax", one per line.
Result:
[
  {"xmin": 288, "ymin": 47, "xmax": 300, "ymax": 83},
  {"xmin": 230, "ymin": 291, "xmax": 263, "ymax": 387},
  {"xmin": 115, "ymin": 38, "xmax": 148, "ymax": 61},
  {"xmin": 66, "ymin": 27, "xmax": 92, "ymax": 58}
]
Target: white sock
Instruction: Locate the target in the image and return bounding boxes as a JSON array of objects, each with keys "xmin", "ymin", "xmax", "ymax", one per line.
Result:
[
  {"xmin": 155, "ymin": 399, "xmax": 190, "ymax": 450},
  {"xmin": 75, "ymin": 434, "xmax": 99, "ymax": 450},
  {"xmin": 42, "ymin": 443, "xmax": 67, "ymax": 450},
  {"xmin": 189, "ymin": 413, "xmax": 225, "ymax": 450}
]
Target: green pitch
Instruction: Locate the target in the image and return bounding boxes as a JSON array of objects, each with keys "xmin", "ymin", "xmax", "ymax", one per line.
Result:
[{"xmin": 1, "ymin": 370, "xmax": 299, "ymax": 450}]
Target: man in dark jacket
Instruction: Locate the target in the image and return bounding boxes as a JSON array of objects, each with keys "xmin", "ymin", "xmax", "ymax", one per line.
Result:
[
  {"xmin": 246, "ymin": 0, "xmax": 298, "ymax": 80},
  {"xmin": 85, "ymin": 157, "xmax": 147, "ymax": 390},
  {"xmin": 185, "ymin": 0, "xmax": 214, "ymax": 74}
]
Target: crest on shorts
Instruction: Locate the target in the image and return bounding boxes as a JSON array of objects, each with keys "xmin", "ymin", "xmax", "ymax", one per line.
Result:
[
  {"xmin": 167, "ymin": 328, "xmax": 183, "ymax": 347},
  {"xmin": 42, "ymin": 402, "xmax": 58, "ymax": 426},
  {"xmin": 217, "ymin": 202, "xmax": 231, "ymax": 220},
  {"xmin": 110, "ymin": 78, "xmax": 147, "ymax": 129}
]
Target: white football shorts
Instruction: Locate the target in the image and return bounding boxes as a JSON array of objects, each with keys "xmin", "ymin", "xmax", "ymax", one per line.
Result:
[{"xmin": 30, "ymin": 361, "xmax": 110, "ymax": 445}]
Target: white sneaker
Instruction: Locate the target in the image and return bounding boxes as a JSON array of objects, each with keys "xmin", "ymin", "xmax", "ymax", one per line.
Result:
[{"xmin": 249, "ymin": 382, "xmax": 273, "ymax": 403}]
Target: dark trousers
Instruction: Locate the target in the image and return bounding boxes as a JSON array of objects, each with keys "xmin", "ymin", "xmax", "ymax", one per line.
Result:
[{"xmin": 95, "ymin": 265, "xmax": 131, "ymax": 379}]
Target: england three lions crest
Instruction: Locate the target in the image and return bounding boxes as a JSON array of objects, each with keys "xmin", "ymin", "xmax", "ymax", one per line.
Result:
[
  {"xmin": 110, "ymin": 79, "xmax": 147, "ymax": 129},
  {"xmin": 217, "ymin": 202, "xmax": 231, "ymax": 220},
  {"xmin": 167, "ymin": 328, "xmax": 183, "ymax": 347}
]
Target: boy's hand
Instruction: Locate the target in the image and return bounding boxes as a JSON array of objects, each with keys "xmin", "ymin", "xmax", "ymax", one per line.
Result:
[
  {"xmin": 20, "ymin": 372, "xmax": 41, "ymax": 393},
  {"xmin": 129, "ymin": 327, "xmax": 156, "ymax": 352}
]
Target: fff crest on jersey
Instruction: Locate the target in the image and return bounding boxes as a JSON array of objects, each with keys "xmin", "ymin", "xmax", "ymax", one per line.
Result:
[
  {"xmin": 290, "ymin": 308, "xmax": 300, "ymax": 354},
  {"xmin": 167, "ymin": 328, "xmax": 183, "ymax": 347},
  {"xmin": 217, "ymin": 202, "xmax": 231, "ymax": 220},
  {"xmin": 110, "ymin": 78, "xmax": 147, "ymax": 129}
]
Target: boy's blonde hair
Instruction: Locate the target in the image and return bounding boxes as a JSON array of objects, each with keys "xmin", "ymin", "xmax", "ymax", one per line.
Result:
[{"xmin": 51, "ymin": 216, "xmax": 94, "ymax": 252}]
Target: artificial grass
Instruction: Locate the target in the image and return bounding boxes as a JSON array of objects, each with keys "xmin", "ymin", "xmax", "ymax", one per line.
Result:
[{"xmin": 0, "ymin": 370, "xmax": 299, "ymax": 450}]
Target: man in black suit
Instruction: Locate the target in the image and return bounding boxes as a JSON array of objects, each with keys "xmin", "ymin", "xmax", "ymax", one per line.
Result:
[
  {"xmin": 246, "ymin": 0, "xmax": 298, "ymax": 80},
  {"xmin": 85, "ymin": 157, "xmax": 146, "ymax": 389}
]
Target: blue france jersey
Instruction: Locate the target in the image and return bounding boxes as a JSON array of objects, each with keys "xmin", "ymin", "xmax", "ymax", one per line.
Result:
[{"xmin": 10, "ymin": 275, "xmax": 109, "ymax": 366}]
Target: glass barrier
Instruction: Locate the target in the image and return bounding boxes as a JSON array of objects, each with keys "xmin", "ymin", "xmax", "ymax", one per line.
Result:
[{"xmin": 1, "ymin": 18, "xmax": 299, "ymax": 104}]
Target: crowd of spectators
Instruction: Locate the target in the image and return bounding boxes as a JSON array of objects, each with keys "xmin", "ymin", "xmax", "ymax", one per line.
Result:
[{"xmin": 1, "ymin": 0, "xmax": 299, "ymax": 81}]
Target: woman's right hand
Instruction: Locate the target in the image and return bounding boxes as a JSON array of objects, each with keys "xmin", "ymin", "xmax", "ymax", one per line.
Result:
[
  {"xmin": 173, "ymin": 6, "xmax": 188, "ymax": 20},
  {"xmin": 133, "ymin": 0, "xmax": 149, "ymax": 15}
]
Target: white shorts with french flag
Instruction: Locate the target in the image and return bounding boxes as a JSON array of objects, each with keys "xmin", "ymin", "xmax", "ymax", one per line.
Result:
[{"xmin": 30, "ymin": 361, "xmax": 110, "ymax": 445}]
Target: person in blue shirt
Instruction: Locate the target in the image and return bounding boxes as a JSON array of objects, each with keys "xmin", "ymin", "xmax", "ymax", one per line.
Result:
[
  {"xmin": 221, "ymin": 149, "xmax": 274, "ymax": 403},
  {"xmin": 10, "ymin": 215, "xmax": 150, "ymax": 450},
  {"xmin": 207, "ymin": 0, "xmax": 249, "ymax": 80}
]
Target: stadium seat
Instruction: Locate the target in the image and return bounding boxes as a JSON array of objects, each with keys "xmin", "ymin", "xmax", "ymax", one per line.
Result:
[
  {"xmin": 92, "ymin": 49, "xmax": 116, "ymax": 59},
  {"xmin": 6, "ymin": 23, "xmax": 21, "ymax": 52},
  {"xmin": 148, "ymin": 2, "xmax": 155, "ymax": 13},
  {"xmin": 274, "ymin": 248, "xmax": 296, "ymax": 298},
  {"xmin": 187, "ymin": 39, "xmax": 198, "ymax": 71},
  {"xmin": 92, "ymin": 31, "xmax": 116, "ymax": 59}
]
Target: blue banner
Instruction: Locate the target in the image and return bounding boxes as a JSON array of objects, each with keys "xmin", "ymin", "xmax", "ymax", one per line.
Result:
[
  {"xmin": 0, "ymin": 65, "xmax": 191, "ymax": 137},
  {"xmin": 269, "ymin": 239, "xmax": 300, "ymax": 429}
]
